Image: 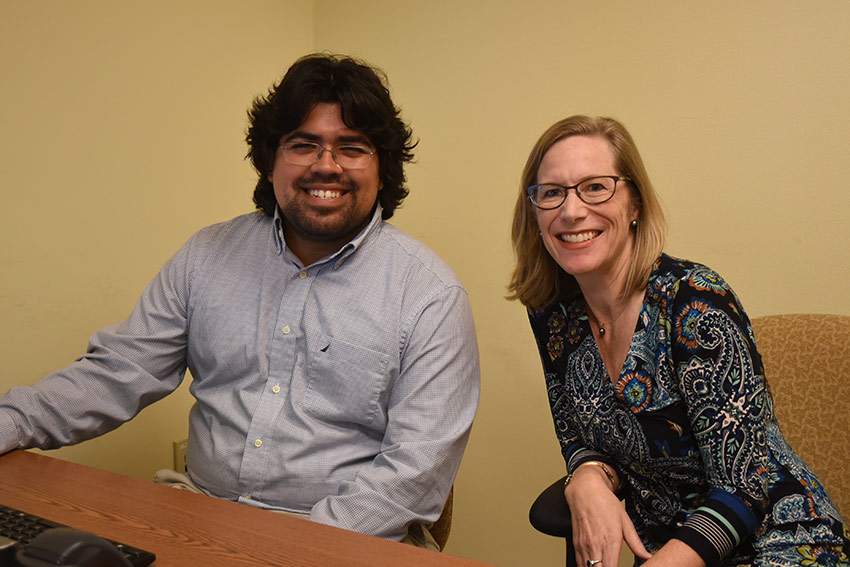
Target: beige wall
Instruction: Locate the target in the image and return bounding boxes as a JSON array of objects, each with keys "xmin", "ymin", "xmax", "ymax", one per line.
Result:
[
  {"xmin": 0, "ymin": 1, "xmax": 312, "ymax": 473},
  {"xmin": 2, "ymin": 2, "xmax": 849, "ymax": 566}
]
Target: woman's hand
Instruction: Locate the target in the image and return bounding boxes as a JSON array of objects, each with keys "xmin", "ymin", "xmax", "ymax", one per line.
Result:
[{"xmin": 565, "ymin": 465, "xmax": 651, "ymax": 567}]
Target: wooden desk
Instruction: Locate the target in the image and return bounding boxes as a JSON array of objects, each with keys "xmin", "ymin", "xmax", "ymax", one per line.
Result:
[{"xmin": 0, "ymin": 451, "xmax": 492, "ymax": 567}]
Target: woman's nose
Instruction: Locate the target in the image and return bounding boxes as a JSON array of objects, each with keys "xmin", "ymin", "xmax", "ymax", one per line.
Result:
[{"xmin": 558, "ymin": 189, "xmax": 587, "ymax": 220}]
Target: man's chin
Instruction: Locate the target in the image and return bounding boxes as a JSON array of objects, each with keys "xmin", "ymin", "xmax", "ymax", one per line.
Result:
[
  {"xmin": 286, "ymin": 215, "xmax": 363, "ymax": 243},
  {"xmin": 279, "ymin": 201, "xmax": 375, "ymax": 244}
]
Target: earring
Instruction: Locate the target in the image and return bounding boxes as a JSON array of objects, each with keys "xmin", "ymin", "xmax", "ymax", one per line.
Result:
[{"xmin": 630, "ymin": 219, "xmax": 638, "ymax": 228}]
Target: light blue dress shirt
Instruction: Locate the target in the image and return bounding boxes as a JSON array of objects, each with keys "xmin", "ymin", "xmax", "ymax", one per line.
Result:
[{"xmin": 0, "ymin": 205, "xmax": 481, "ymax": 540}]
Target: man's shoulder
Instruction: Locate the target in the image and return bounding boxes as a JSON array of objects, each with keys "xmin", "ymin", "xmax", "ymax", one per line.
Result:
[
  {"xmin": 370, "ymin": 223, "xmax": 465, "ymax": 290},
  {"xmin": 199, "ymin": 210, "xmax": 269, "ymax": 234},
  {"xmin": 169, "ymin": 211, "xmax": 271, "ymax": 268},
  {"xmin": 190, "ymin": 211, "xmax": 270, "ymax": 244}
]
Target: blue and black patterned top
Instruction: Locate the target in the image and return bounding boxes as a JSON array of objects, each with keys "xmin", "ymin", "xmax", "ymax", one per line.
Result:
[{"xmin": 529, "ymin": 254, "xmax": 848, "ymax": 566}]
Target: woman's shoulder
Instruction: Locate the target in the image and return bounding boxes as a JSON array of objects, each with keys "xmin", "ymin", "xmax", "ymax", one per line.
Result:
[
  {"xmin": 526, "ymin": 294, "xmax": 586, "ymax": 344},
  {"xmin": 648, "ymin": 254, "xmax": 752, "ymax": 333},
  {"xmin": 650, "ymin": 253, "xmax": 732, "ymax": 295},
  {"xmin": 527, "ymin": 292, "xmax": 584, "ymax": 325}
]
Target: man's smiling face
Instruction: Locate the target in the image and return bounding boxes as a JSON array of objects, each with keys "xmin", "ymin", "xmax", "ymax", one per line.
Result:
[{"xmin": 269, "ymin": 102, "xmax": 382, "ymax": 264}]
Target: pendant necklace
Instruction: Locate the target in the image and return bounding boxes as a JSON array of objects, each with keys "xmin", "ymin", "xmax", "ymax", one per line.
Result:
[{"xmin": 590, "ymin": 305, "xmax": 630, "ymax": 339}]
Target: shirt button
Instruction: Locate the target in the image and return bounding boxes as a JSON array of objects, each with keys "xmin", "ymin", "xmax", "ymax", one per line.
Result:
[
  {"xmin": 254, "ymin": 439, "xmax": 263, "ymax": 448},
  {"xmin": 299, "ymin": 271, "xmax": 307, "ymax": 279},
  {"xmin": 272, "ymin": 384, "xmax": 281, "ymax": 394},
  {"xmin": 282, "ymin": 325, "xmax": 291, "ymax": 335}
]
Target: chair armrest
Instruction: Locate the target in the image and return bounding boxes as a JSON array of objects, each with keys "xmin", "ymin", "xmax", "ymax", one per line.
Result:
[
  {"xmin": 529, "ymin": 475, "xmax": 578, "ymax": 567},
  {"xmin": 530, "ymin": 472, "xmax": 628, "ymax": 538},
  {"xmin": 529, "ymin": 475, "xmax": 572, "ymax": 537}
]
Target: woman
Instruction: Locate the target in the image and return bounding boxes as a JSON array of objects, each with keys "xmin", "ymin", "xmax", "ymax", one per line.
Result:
[{"xmin": 508, "ymin": 115, "xmax": 848, "ymax": 567}]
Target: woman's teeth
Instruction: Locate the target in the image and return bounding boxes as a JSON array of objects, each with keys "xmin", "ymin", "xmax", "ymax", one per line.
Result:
[{"xmin": 559, "ymin": 231, "xmax": 600, "ymax": 243}]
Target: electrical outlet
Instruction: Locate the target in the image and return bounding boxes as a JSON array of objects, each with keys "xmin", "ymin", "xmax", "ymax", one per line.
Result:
[{"xmin": 172, "ymin": 438, "xmax": 188, "ymax": 473}]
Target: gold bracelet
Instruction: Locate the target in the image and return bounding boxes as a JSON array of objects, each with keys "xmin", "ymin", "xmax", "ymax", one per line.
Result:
[{"xmin": 564, "ymin": 461, "xmax": 618, "ymax": 492}]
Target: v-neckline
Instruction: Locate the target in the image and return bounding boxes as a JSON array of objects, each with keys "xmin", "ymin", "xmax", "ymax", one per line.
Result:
[{"xmin": 582, "ymin": 291, "xmax": 647, "ymax": 386}]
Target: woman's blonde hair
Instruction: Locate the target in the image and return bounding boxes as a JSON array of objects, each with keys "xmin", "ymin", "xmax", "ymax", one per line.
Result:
[{"xmin": 507, "ymin": 115, "xmax": 666, "ymax": 309}]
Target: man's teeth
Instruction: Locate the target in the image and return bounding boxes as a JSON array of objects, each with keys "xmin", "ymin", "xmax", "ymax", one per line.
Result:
[
  {"xmin": 559, "ymin": 231, "xmax": 600, "ymax": 243},
  {"xmin": 309, "ymin": 188, "xmax": 342, "ymax": 199}
]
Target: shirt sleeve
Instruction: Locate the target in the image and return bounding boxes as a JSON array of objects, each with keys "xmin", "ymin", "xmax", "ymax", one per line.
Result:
[
  {"xmin": 668, "ymin": 265, "xmax": 770, "ymax": 565},
  {"xmin": 526, "ymin": 303, "xmax": 622, "ymax": 481},
  {"xmin": 308, "ymin": 284, "xmax": 481, "ymax": 541},
  {"xmin": 0, "ymin": 232, "xmax": 205, "ymax": 454}
]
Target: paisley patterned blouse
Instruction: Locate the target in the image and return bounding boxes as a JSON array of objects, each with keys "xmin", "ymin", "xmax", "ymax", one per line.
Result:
[{"xmin": 529, "ymin": 254, "xmax": 849, "ymax": 566}]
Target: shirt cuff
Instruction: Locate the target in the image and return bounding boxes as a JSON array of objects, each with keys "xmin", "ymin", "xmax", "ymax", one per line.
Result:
[
  {"xmin": 566, "ymin": 449, "xmax": 625, "ymax": 496},
  {"xmin": 566, "ymin": 448, "xmax": 618, "ymax": 472},
  {"xmin": 0, "ymin": 410, "xmax": 22, "ymax": 455},
  {"xmin": 673, "ymin": 488, "xmax": 759, "ymax": 566}
]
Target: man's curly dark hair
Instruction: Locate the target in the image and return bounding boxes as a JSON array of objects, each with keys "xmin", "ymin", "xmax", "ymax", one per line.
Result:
[{"xmin": 246, "ymin": 53, "xmax": 416, "ymax": 220}]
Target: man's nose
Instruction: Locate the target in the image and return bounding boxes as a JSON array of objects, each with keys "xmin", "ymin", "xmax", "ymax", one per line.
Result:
[{"xmin": 313, "ymin": 148, "xmax": 342, "ymax": 171}]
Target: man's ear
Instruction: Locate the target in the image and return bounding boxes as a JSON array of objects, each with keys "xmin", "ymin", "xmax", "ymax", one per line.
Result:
[{"xmin": 267, "ymin": 151, "xmax": 278, "ymax": 183}]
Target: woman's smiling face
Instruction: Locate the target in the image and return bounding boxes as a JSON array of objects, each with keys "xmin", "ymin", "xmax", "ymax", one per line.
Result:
[{"xmin": 534, "ymin": 135, "xmax": 639, "ymax": 285}]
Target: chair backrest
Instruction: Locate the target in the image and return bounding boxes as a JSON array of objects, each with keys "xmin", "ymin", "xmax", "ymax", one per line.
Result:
[
  {"xmin": 430, "ymin": 486, "xmax": 453, "ymax": 551},
  {"xmin": 752, "ymin": 313, "xmax": 850, "ymax": 518}
]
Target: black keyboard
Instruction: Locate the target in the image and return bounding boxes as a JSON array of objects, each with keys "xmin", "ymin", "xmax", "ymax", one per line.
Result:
[{"xmin": 0, "ymin": 504, "xmax": 155, "ymax": 566}]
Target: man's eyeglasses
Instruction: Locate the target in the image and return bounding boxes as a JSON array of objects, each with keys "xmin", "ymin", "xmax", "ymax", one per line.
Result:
[
  {"xmin": 280, "ymin": 141, "xmax": 375, "ymax": 169},
  {"xmin": 526, "ymin": 176, "xmax": 631, "ymax": 209}
]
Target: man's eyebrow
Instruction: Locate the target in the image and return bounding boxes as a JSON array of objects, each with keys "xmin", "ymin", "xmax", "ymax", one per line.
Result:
[
  {"xmin": 283, "ymin": 131, "xmax": 372, "ymax": 146},
  {"xmin": 336, "ymin": 134, "xmax": 372, "ymax": 146}
]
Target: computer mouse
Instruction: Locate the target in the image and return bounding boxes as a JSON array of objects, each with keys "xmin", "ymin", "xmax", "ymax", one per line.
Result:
[
  {"xmin": 15, "ymin": 527, "xmax": 132, "ymax": 567},
  {"xmin": 1, "ymin": 535, "xmax": 23, "ymax": 567}
]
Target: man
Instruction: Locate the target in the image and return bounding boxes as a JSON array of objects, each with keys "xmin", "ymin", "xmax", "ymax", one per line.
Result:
[{"xmin": 0, "ymin": 54, "xmax": 480, "ymax": 549}]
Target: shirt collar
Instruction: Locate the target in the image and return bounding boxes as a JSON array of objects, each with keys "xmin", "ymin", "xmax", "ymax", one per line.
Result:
[{"xmin": 272, "ymin": 204, "xmax": 384, "ymax": 269}]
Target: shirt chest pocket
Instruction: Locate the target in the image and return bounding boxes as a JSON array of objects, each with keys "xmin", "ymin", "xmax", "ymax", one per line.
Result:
[{"xmin": 305, "ymin": 335, "xmax": 391, "ymax": 428}]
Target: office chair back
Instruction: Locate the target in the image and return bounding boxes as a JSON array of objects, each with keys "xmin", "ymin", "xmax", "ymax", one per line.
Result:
[
  {"xmin": 752, "ymin": 313, "xmax": 850, "ymax": 518},
  {"xmin": 430, "ymin": 486, "xmax": 453, "ymax": 551}
]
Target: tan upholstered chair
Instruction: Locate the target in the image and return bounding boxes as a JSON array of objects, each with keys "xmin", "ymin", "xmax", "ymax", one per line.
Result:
[
  {"xmin": 752, "ymin": 313, "xmax": 850, "ymax": 518},
  {"xmin": 430, "ymin": 486, "xmax": 453, "ymax": 551}
]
